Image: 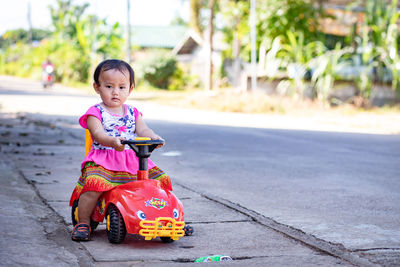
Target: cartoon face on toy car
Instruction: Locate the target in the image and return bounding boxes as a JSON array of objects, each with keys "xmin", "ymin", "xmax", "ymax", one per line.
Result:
[{"xmin": 116, "ymin": 182, "xmax": 184, "ymax": 233}]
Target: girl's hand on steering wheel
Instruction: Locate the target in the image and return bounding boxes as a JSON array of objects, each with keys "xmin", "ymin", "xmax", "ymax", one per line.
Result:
[
  {"xmin": 114, "ymin": 137, "xmax": 126, "ymax": 151},
  {"xmin": 150, "ymin": 134, "xmax": 165, "ymax": 149}
]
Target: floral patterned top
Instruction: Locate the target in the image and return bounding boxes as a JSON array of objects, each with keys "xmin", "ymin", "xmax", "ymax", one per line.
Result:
[{"xmin": 78, "ymin": 104, "xmax": 156, "ymax": 174}]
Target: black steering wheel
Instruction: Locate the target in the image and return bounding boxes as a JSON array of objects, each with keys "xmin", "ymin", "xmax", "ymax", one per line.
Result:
[
  {"xmin": 121, "ymin": 138, "xmax": 165, "ymax": 171},
  {"xmin": 121, "ymin": 138, "xmax": 164, "ymax": 157}
]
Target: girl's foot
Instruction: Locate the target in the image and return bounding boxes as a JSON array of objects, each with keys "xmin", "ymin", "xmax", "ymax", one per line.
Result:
[{"xmin": 71, "ymin": 223, "xmax": 91, "ymax": 241}]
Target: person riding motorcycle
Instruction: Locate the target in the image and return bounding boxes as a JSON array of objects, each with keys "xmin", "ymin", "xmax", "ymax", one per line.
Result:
[{"xmin": 42, "ymin": 59, "xmax": 55, "ymax": 88}]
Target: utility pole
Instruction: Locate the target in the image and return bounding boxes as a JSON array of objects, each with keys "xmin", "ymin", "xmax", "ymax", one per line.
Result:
[
  {"xmin": 126, "ymin": 0, "xmax": 131, "ymax": 63},
  {"xmin": 250, "ymin": 0, "xmax": 257, "ymax": 91},
  {"xmin": 89, "ymin": 0, "xmax": 98, "ymax": 78},
  {"xmin": 205, "ymin": 0, "xmax": 215, "ymax": 91},
  {"xmin": 232, "ymin": 17, "xmax": 241, "ymax": 88},
  {"xmin": 27, "ymin": 1, "xmax": 33, "ymax": 44}
]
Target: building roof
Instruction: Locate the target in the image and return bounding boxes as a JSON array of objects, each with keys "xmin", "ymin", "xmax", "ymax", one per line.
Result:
[
  {"xmin": 172, "ymin": 30, "xmax": 227, "ymax": 55},
  {"xmin": 132, "ymin": 25, "xmax": 188, "ymax": 49},
  {"xmin": 172, "ymin": 30, "xmax": 203, "ymax": 55}
]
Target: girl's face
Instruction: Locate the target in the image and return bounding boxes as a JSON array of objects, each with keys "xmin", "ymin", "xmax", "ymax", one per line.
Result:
[{"xmin": 94, "ymin": 68, "xmax": 133, "ymax": 112}]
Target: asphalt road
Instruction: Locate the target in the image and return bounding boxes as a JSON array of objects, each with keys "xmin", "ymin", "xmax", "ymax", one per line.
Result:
[
  {"xmin": 152, "ymin": 119, "xmax": 400, "ymax": 249},
  {"xmin": 1, "ymin": 76, "xmax": 399, "ymax": 266}
]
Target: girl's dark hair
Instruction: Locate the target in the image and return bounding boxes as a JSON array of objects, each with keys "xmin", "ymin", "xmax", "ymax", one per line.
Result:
[{"xmin": 93, "ymin": 59, "xmax": 135, "ymax": 87}]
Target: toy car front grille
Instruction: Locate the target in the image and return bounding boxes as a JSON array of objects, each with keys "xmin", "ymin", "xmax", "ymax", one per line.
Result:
[{"xmin": 139, "ymin": 217, "xmax": 185, "ymax": 241}]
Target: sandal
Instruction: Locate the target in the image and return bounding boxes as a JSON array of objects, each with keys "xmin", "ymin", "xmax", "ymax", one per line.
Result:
[{"xmin": 71, "ymin": 223, "xmax": 91, "ymax": 241}]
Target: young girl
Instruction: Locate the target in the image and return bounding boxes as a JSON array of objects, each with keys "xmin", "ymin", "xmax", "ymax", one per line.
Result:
[{"xmin": 69, "ymin": 59, "xmax": 172, "ymax": 241}]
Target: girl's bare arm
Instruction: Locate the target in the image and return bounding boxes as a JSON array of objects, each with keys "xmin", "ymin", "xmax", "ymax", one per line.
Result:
[
  {"xmin": 86, "ymin": 115, "xmax": 125, "ymax": 151},
  {"xmin": 135, "ymin": 115, "xmax": 164, "ymax": 147}
]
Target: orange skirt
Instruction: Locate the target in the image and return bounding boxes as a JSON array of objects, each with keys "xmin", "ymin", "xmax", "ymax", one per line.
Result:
[{"xmin": 69, "ymin": 162, "xmax": 172, "ymax": 206}]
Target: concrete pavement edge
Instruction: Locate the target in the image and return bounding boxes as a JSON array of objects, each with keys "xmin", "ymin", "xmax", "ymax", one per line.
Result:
[
  {"xmin": 175, "ymin": 182, "xmax": 379, "ymax": 267},
  {"xmin": 0, "ymin": 152, "xmax": 94, "ymax": 266}
]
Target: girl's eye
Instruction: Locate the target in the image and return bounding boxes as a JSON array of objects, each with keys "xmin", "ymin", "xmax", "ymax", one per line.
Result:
[
  {"xmin": 120, "ymin": 86, "xmax": 125, "ymax": 90},
  {"xmin": 106, "ymin": 85, "xmax": 112, "ymax": 89}
]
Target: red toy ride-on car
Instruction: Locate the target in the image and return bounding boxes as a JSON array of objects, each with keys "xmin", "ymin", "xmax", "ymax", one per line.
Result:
[{"xmin": 71, "ymin": 136, "xmax": 193, "ymax": 243}]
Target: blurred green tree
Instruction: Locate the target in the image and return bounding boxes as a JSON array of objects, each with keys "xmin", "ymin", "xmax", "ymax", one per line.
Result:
[
  {"xmin": 220, "ymin": 0, "xmax": 324, "ymax": 62},
  {"xmin": 0, "ymin": 0, "xmax": 124, "ymax": 84},
  {"xmin": 142, "ymin": 53, "xmax": 178, "ymax": 89},
  {"xmin": 190, "ymin": 0, "xmax": 203, "ymax": 34},
  {"xmin": 49, "ymin": 0, "xmax": 89, "ymax": 39},
  {"xmin": 0, "ymin": 28, "xmax": 50, "ymax": 49}
]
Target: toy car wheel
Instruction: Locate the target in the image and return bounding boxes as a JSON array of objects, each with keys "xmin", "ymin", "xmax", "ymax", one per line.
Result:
[
  {"xmin": 71, "ymin": 199, "xmax": 99, "ymax": 232},
  {"xmin": 160, "ymin": 237, "xmax": 174, "ymax": 243},
  {"xmin": 106, "ymin": 204, "xmax": 126, "ymax": 244},
  {"xmin": 184, "ymin": 225, "xmax": 194, "ymax": 236}
]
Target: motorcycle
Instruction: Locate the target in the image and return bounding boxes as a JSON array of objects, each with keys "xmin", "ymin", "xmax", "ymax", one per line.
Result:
[{"xmin": 42, "ymin": 64, "xmax": 55, "ymax": 88}]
